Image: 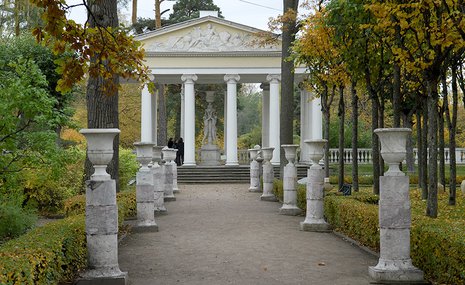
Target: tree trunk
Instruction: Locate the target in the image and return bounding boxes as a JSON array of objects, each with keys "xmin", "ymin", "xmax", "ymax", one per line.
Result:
[
  {"xmin": 426, "ymin": 78, "xmax": 438, "ymax": 218},
  {"xmin": 351, "ymin": 80, "xmax": 359, "ymax": 192},
  {"xmin": 379, "ymin": 97, "xmax": 385, "ymax": 175},
  {"xmin": 14, "ymin": 0, "xmax": 20, "ymax": 36},
  {"xmin": 132, "ymin": 0, "xmax": 137, "ymax": 25},
  {"xmin": 155, "ymin": 0, "xmax": 162, "ymax": 28},
  {"xmin": 421, "ymin": 97, "xmax": 428, "ymax": 200},
  {"xmin": 280, "ymin": 0, "xmax": 299, "ymax": 179},
  {"xmin": 370, "ymin": 93, "xmax": 380, "ymax": 195},
  {"xmin": 393, "ymin": 24, "xmax": 401, "ymax": 127},
  {"xmin": 438, "ymin": 78, "xmax": 446, "ymax": 190},
  {"xmin": 402, "ymin": 112, "xmax": 415, "ymax": 173},
  {"xmin": 338, "ymin": 85, "xmax": 345, "ymax": 191},
  {"xmin": 416, "ymin": 108, "xmax": 422, "ymax": 190},
  {"xmin": 157, "ymin": 84, "xmax": 167, "ymax": 146},
  {"xmin": 446, "ymin": 65, "xmax": 458, "ymax": 205},
  {"xmin": 321, "ymin": 83, "xmax": 332, "ymax": 178},
  {"xmin": 393, "ymin": 62, "xmax": 401, "ymax": 127},
  {"xmin": 84, "ymin": 0, "xmax": 120, "ymax": 191}
]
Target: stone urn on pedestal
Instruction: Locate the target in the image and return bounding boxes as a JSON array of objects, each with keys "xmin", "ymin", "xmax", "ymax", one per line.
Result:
[
  {"xmin": 301, "ymin": 139, "xmax": 330, "ymax": 232},
  {"xmin": 248, "ymin": 145, "xmax": 261, "ymax": 192},
  {"xmin": 152, "ymin": 146, "xmax": 166, "ymax": 213},
  {"xmin": 77, "ymin": 128, "xmax": 128, "ymax": 284},
  {"xmin": 369, "ymin": 128, "xmax": 424, "ymax": 283},
  {"xmin": 133, "ymin": 142, "xmax": 158, "ymax": 232},
  {"xmin": 280, "ymin": 144, "xmax": 302, "ymax": 215},
  {"xmin": 162, "ymin": 147, "xmax": 177, "ymax": 202},
  {"xmin": 261, "ymin": 147, "xmax": 277, "ymax": 201}
]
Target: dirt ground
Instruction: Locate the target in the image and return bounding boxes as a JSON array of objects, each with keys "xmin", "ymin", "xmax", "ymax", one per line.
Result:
[{"xmin": 118, "ymin": 183, "xmax": 377, "ymax": 285}]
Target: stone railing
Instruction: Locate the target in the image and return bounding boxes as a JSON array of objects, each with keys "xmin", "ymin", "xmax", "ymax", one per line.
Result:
[
  {"xmin": 236, "ymin": 148, "xmax": 465, "ymax": 165},
  {"xmin": 327, "ymin": 148, "xmax": 465, "ymax": 165}
]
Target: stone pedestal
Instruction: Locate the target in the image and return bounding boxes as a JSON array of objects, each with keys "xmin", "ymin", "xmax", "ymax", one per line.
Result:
[
  {"xmin": 172, "ymin": 159, "xmax": 180, "ymax": 193},
  {"xmin": 152, "ymin": 146, "xmax": 166, "ymax": 213},
  {"xmin": 133, "ymin": 142, "xmax": 158, "ymax": 232},
  {"xmin": 162, "ymin": 148, "xmax": 176, "ymax": 202},
  {"xmin": 248, "ymin": 145, "xmax": 261, "ymax": 192},
  {"xmin": 301, "ymin": 139, "xmax": 330, "ymax": 232},
  {"xmin": 369, "ymin": 128, "xmax": 424, "ymax": 283},
  {"xmin": 200, "ymin": 144, "xmax": 221, "ymax": 166},
  {"xmin": 261, "ymin": 147, "xmax": 277, "ymax": 201},
  {"xmin": 280, "ymin": 145, "xmax": 302, "ymax": 216},
  {"xmin": 77, "ymin": 129, "xmax": 128, "ymax": 285}
]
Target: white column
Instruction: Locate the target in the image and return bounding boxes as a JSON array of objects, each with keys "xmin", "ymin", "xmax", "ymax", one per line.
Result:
[
  {"xmin": 180, "ymin": 86, "xmax": 185, "ymax": 140},
  {"xmin": 151, "ymin": 85, "xmax": 158, "ymax": 144},
  {"xmin": 300, "ymin": 89, "xmax": 313, "ymax": 163},
  {"xmin": 260, "ymin": 83, "xmax": 270, "ymax": 147},
  {"xmin": 267, "ymin": 74, "xmax": 281, "ymax": 165},
  {"xmin": 300, "ymin": 88, "xmax": 307, "ymax": 163},
  {"xmin": 224, "ymin": 74, "xmax": 240, "ymax": 166},
  {"xmin": 311, "ymin": 95, "xmax": 323, "ymax": 140},
  {"xmin": 223, "ymin": 91, "xmax": 228, "ymax": 159},
  {"xmin": 181, "ymin": 74, "xmax": 198, "ymax": 166},
  {"xmin": 141, "ymin": 84, "xmax": 153, "ymax": 142}
]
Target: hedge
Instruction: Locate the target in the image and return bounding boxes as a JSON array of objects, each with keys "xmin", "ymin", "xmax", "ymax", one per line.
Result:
[
  {"xmin": 273, "ymin": 180, "xmax": 465, "ymax": 284},
  {"xmin": 0, "ymin": 215, "xmax": 86, "ymax": 284},
  {"xmin": 0, "ymin": 188, "xmax": 137, "ymax": 284},
  {"xmin": 328, "ymin": 174, "xmax": 465, "ymax": 186}
]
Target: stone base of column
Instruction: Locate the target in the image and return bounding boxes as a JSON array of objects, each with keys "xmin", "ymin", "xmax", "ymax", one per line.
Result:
[
  {"xmin": 132, "ymin": 224, "xmax": 159, "ymax": 233},
  {"xmin": 154, "ymin": 207, "xmax": 167, "ymax": 214},
  {"xmin": 300, "ymin": 220, "xmax": 331, "ymax": 232},
  {"xmin": 76, "ymin": 269, "xmax": 128, "ymax": 285},
  {"xmin": 248, "ymin": 187, "xmax": 261, "ymax": 193},
  {"xmin": 279, "ymin": 205, "xmax": 302, "ymax": 216},
  {"xmin": 164, "ymin": 195, "xmax": 176, "ymax": 202},
  {"xmin": 260, "ymin": 194, "xmax": 278, "ymax": 202},
  {"xmin": 369, "ymin": 263, "xmax": 425, "ymax": 284},
  {"xmin": 173, "ymin": 188, "xmax": 180, "ymax": 193}
]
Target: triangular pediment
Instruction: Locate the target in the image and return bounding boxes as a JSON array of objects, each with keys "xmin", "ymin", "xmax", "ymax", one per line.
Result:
[{"xmin": 135, "ymin": 16, "xmax": 281, "ymax": 54}]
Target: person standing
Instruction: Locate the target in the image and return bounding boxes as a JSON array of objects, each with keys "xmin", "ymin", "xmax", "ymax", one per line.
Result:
[
  {"xmin": 167, "ymin": 137, "xmax": 174, "ymax": 148},
  {"xmin": 176, "ymin": 138, "xmax": 184, "ymax": 166}
]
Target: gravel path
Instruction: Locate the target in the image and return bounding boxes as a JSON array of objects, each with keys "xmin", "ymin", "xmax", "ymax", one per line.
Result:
[{"xmin": 119, "ymin": 183, "xmax": 377, "ymax": 285}]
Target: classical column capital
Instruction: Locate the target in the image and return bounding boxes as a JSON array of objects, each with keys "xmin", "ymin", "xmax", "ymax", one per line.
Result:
[
  {"xmin": 260, "ymin": 82, "xmax": 270, "ymax": 91},
  {"xmin": 266, "ymin": 74, "xmax": 281, "ymax": 83},
  {"xmin": 224, "ymin": 74, "xmax": 240, "ymax": 83},
  {"xmin": 181, "ymin": 74, "xmax": 198, "ymax": 83}
]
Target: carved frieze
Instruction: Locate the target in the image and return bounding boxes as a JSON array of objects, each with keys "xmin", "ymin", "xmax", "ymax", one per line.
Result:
[{"xmin": 146, "ymin": 24, "xmax": 280, "ymax": 52}]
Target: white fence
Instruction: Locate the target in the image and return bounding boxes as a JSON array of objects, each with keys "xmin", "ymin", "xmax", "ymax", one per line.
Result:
[{"xmin": 236, "ymin": 148, "xmax": 465, "ymax": 165}]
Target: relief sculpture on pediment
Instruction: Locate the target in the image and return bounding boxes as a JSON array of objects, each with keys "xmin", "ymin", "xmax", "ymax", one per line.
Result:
[{"xmin": 147, "ymin": 24, "xmax": 279, "ymax": 52}]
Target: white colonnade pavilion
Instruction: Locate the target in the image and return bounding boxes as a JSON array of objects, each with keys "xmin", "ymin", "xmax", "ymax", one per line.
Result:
[{"xmin": 135, "ymin": 13, "xmax": 323, "ymax": 166}]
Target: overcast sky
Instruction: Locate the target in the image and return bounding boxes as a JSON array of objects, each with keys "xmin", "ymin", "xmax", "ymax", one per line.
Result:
[{"xmin": 66, "ymin": 0, "xmax": 284, "ymax": 31}]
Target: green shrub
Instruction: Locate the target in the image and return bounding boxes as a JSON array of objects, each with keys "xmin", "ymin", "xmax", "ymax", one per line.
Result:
[
  {"xmin": 0, "ymin": 215, "xmax": 86, "ymax": 284},
  {"xmin": 119, "ymin": 148, "xmax": 138, "ymax": 191},
  {"xmin": 1, "ymin": 186, "xmax": 137, "ymax": 284},
  {"xmin": 273, "ymin": 179, "xmax": 283, "ymax": 201},
  {"xmin": 0, "ymin": 204, "xmax": 37, "ymax": 240},
  {"xmin": 274, "ymin": 179, "xmax": 465, "ymax": 284},
  {"xmin": 20, "ymin": 147, "xmax": 85, "ymax": 215},
  {"xmin": 324, "ymin": 194, "xmax": 380, "ymax": 250}
]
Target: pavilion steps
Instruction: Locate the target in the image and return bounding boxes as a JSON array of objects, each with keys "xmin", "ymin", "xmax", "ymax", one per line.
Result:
[{"xmin": 177, "ymin": 165, "xmax": 309, "ymax": 184}]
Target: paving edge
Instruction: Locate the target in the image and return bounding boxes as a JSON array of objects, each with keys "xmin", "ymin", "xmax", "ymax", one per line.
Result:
[{"xmin": 332, "ymin": 230, "xmax": 380, "ymax": 258}]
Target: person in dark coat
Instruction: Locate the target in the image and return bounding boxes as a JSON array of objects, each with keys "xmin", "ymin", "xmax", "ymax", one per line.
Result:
[
  {"xmin": 167, "ymin": 137, "xmax": 174, "ymax": 148},
  {"xmin": 176, "ymin": 138, "xmax": 184, "ymax": 166}
]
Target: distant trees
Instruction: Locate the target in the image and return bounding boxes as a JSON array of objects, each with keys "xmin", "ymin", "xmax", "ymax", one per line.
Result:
[{"xmin": 293, "ymin": 0, "xmax": 465, "ymax": 217}]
